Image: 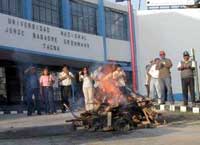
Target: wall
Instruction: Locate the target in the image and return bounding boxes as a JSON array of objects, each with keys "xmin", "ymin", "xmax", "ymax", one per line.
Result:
[
  {"xmin": 106, "ymin": 38, "xmax": 130, "ymax": 62},
  {"xmin": 135, "ymin": 9, "xmax": 200, "ymax": 97},
  {"xmin": 0, "ymin": 13, "xmax": 104, "ymax": 62}
]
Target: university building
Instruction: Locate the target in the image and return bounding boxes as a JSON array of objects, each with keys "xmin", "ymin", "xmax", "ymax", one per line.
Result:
[{"xmin": 0, "ymin": 0, "xmax": 131, "ymax": 105}]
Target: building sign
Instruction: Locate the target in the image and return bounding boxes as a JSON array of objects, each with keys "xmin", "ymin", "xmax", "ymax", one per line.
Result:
[
  {"xmin": 0, "ymin": 13, "xmax": 104, "ymax": 61},
  {"xmin": 146, "ymin": 0, "xmax": 195, "ymax": 6}
]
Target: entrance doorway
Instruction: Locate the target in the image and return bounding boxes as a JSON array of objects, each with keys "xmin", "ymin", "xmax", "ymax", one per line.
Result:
[{"xmin": 5, "ymin": 66, "xmax": 21, "ymax": 105}]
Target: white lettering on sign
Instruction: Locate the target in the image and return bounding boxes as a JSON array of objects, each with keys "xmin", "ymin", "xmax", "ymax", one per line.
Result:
[{"xmin": 0, "ymin": 13, "xmax": 104, "ymax": 61}]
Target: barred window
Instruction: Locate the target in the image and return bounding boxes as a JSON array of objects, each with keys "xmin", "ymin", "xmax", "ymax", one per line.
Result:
[
  {"xmin": 70, "ymin": 0, "xmax": 97, "ymax": 34},
  {"xmin": 32, "ymin": 0, "xmax": 61, "ymax": 27},
  {"xmin": 0, "ymin": 0, "xmax": 22, "ymax": 18},
  {"xmin": 105, "ymin": 8, "xmax": 128, "ymax": 41}
]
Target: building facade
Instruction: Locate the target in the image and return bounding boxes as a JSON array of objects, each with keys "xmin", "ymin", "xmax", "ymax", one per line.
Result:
[{"xmin": 0, "ymin": 0, "xmax": 131, "ymax": 105}]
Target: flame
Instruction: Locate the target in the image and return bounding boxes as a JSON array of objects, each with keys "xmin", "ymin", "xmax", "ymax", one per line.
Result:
[{"xmin": 94, "ymin": 64, "xmax": 127, "ymax": 107}]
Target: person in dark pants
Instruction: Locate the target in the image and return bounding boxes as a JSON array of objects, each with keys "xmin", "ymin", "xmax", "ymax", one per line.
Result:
[
  {"xmin": 177, "ymin": 51, "xmax": 196, "ymax": 106},
  {"xmin": 24, "ymin": 66, "xmax": 41, "ymax": 116},
  {"xmin": 59, "ymin": 65, "xmax": 74, "ymax": 112},
  {"xmin": 40, "ymin": 67, "xmax": 56, "ymax": 114},
  {"xmin": 158, "ymin": 50, "xmax": 174, "ymax": 104}
]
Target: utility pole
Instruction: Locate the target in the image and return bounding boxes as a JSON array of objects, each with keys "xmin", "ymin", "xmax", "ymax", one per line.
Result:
[
  {"xmin": 127, "ymin": 0, "xmax": 137, "ymax": 92},
  {"xmin": 191, "ymin": 48, "xmax": 200, "ymax": 101}
]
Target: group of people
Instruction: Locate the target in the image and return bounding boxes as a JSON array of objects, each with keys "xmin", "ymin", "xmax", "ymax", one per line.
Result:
[
  {"xmin": 25, "ymin": 65, "xmax": 74, "ymax": 116},
  {"xmin": 145, "ymin": 50, "xmax": 196, "ymax": 106},
  {"xmin": 24, "ymin": 50, "xmax": 196, "ymax": 116},
  {"xmin": 78, "ymin": 64, "xmax": 127, "ymax": 111},
  {"xmin": 25, "ymin": 63, "xmax": 127, "ymax": 116}
]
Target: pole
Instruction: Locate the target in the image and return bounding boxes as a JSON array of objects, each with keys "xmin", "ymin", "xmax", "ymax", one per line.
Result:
[
  {"xmin": 191, "ymin": 48, "xmax": 200, "ymax": 101},
  {"xmin": 127, "ymin": 0, "xmax": 137, "ymax": 92},
  {"xmin": 138, "ymin": 0, "xmax": 141, "ymax": 10}
]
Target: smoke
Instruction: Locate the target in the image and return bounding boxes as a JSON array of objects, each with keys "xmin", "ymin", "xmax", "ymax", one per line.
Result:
[{"xmin": 93, "ymin": 63, "xmax": 127, "ymax": 107}]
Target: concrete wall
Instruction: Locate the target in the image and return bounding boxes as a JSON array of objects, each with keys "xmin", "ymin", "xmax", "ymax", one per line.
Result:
[
  {"xmin": 106, "ymin": 38, "xmax": 131, "ymax": 62},
  {"xmin": 0, "ymin": 13, "xmax": 131, "ymax": 63},
  {"xmin": 0, "ymin": 13, "xmax": 105, "ymax": 62},
  {"xmin": 135, "ymin": 9, "xmax": 200, "ymax": 97}
]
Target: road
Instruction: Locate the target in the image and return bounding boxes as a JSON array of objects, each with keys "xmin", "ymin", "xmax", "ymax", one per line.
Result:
[{"xmin": 0, "ymin": 112, "xmax": 200, "ymax": 145}]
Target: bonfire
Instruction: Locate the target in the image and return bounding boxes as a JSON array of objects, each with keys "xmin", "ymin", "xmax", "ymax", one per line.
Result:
[{"xmin": 66, "ymin": 64, "xmax": 164, "ymax": 132}]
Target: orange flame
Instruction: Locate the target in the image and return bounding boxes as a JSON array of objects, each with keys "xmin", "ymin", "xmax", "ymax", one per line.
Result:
[{"xmin": 95, "ymin": 64, "xmax": 127, "ymax": 106}]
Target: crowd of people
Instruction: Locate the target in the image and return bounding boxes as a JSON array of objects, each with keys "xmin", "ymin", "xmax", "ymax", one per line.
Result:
[
  {"xmin": 145, "ymin": 50, "xmax": 196, "ymax": 106},
  {"xmin": 24, "ymin": 64, "xmax": 127, "ymax": 116},
  {"xmin": 24, "ymin": 50, "xmax": 197, "ymax": 116}
]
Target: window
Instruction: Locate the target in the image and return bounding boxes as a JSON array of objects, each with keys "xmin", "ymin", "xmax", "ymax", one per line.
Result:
[
  {"xmin": 105, "ymin": 8, "xmax": 128, "ymax": 41},
  {"xmin": 0, "ymin": 0, "xmax": 22, "ymax": 18},
  {"xmin": 32, "ymin": 0, "xmax": 61, "ymax": 27},
  {"xmin": 70, "ymin": 0, "xmax": 97, "ymax": 34}
]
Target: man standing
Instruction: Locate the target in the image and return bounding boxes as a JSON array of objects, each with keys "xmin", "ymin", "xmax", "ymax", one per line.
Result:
[
  {"xmin": 113, "ymin": 66, "xmax": 127, "ymax": 95},
  {"xmin": 24, "ymin": 66, "xmax": 41, "ymax": 116},
  {"xmin": 59, "ymin": 65, "xmax": 74, "ymax": 112},
  {"xmin": 158, "ymin": 51, "xmax": 174, "ymax": 104},
  {"xmin": 148, "ymin": 58, "xmax": 164, "ymax": 104},
  {"xmin": 145, "ymin": 60, "xmax": 153, "ymax": 97},
  {"xmin": 177, "ymin": 51, "xmax": 195, "ymax": 106}
]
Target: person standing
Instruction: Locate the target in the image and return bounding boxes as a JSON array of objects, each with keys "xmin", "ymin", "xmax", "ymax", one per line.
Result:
[
  {"xmin": 158, "ymin": 50, "xmax": 174, "ymax": 104},
  {"xmin": 40, "ymin": 67, "xmax": 56, "ymax": 114},
  {"xmin": 52, "ymin": 73, "xmax": 59, "ymax": 103},
  {"xmin": 145, "ymin": 60, "xmax": 153, "ymax": 97},
  {"xmin": 113, "ymin": 66, "xmax": 127, "ymax": 95},
  {"xmin": 24, "ymin": 66, "xmax": 41, "ymax": 116},
  {"xmin": 59, "ymin": 65, "xmax": 74, "ymax": 112},
  {"xmin": 177, "ymin": 51, "xmax": 196, "ymax": 106},
  {"xmin": 148, "ymin": 58, "xmax": 164, "ymax": 104},
  {"xmin": 79, "ymin": 67, "xmax": 94, "ymax": 111},
  {"xmin": 92, "ymin": 66, "xmax": 103, "ymax": 89}
]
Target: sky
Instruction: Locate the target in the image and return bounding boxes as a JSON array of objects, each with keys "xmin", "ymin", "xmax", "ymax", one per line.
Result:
[{"xmin": 107, "ymin": 0, "xmax": 146, "ymax": 10}]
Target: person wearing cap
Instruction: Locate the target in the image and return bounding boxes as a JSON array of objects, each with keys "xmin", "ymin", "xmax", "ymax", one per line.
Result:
[
  {"xmin": 158, "ymin": 50, "xmax": 174, "ymax": 104},
  {"xmin": 148, "ymin": 58, "xmax": 164, "ymax": 104},
  {"xmin": 177, "ymin": 51, "xmax": 196, "ymax": 106},
  {"xmin": 24, "ymin": 66, "xmax": 41, "ymax": 116}
]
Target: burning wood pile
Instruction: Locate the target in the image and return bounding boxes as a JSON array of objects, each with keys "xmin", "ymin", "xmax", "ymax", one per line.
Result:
[{"xmin": 66, "ymin": 64, "xmax": 164, "ymax": 132}]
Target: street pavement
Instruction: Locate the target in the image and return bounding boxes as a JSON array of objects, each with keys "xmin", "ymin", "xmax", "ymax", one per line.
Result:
[{"xmin": 0, "ymin": 112, "xmax": 200, "ymax": 145}]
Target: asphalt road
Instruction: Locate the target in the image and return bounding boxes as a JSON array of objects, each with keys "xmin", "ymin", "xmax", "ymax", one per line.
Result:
[{"xmin": 0, "ymin": 112, "xmax": 200, "ymax": 145}]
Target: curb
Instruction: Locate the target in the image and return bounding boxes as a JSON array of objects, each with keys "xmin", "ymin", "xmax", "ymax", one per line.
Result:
[
  {"xmin": 158, "ymin": 104, "xmax": 200, "ymax": 114},
  {"xmin": 0, "ymin": 109, "xmax": 62, "ymax": 115}
]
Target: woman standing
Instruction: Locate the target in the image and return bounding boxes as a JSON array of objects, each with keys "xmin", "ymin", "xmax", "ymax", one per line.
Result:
[
  {"xmin": 79, "ymin": 67, "xmax": 94, "ymax": 111},
  {"xmin": 40, "ymin": 67, "xmax": 56, "ymax": 114}
]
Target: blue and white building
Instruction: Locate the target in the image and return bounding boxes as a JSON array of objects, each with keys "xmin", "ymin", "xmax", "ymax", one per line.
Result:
[{"xmin": 0, "ymin": 0, "xmax": 131, "ymax": 105}]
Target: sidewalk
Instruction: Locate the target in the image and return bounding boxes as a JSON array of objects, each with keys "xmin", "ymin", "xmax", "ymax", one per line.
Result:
[
  {"xmin": 0, "ymin": 112, "xmax": 200, "ymax": 145},
  {"xmin": 0, "ymin": 112, "xmax": 76, "ymax": 133}
]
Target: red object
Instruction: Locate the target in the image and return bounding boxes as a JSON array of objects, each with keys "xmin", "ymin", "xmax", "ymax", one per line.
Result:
[{"xmin": 127, "ymin": 0, "xmax": 137, "ymax": 92}]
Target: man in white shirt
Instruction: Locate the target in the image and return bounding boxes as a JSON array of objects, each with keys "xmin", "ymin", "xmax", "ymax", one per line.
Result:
[
  {"xmin": 148, "ymin": 58, "xmax": 164, "ymax": 104},
  {"xmin": 145, "ymin": 60, "xmax": 153, "ymax": 97},
  {"xmin": 113, "ymin": 66, "xmax": 126, "ymax": 94},
  {"xmin": 92, "ymin": 66, "xmax": 103, "ymax": 88},
  {"xmin": 59, "ymin": 65, "xmax": 74, "ymax": 112}
]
